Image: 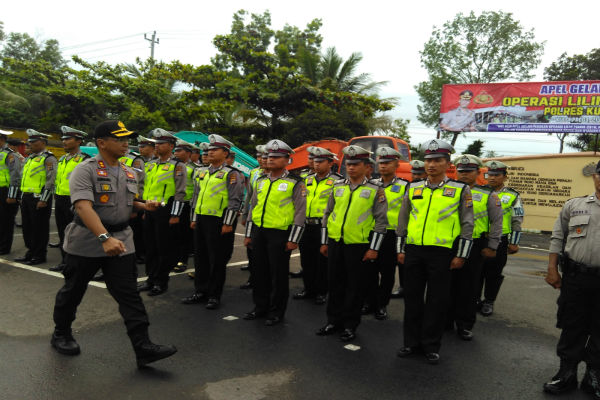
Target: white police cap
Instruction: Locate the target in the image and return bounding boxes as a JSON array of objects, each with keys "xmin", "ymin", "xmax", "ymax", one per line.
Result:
[{"xmin": 421, "ymin": 139, "xmax": 454, "ymax": 159}]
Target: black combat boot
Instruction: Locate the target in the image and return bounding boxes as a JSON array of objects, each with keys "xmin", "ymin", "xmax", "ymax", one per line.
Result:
[
  {"xmin": 131, "ymin": 333, "xmax": 177, "ymax": 368},
  {"xmin": 543, "ymin": 359, "xmax": 578, "ymax": 394},
  {"xmin": 581, "ymin": 368, "xmax": 600, "ymax": 399},
  {"xmin": 50, "ymin": 329, "xmax": 81, "ymax": 355}
]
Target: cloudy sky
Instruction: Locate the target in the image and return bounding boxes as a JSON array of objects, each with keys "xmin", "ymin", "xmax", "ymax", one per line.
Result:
[{"xmin": 3, "ymin": 0, "xmax": 599, "ymax": 155}]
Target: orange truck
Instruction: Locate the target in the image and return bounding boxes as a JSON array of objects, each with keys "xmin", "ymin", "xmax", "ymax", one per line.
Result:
[{"xmin": 290, "ymin": 135, "xmax": 486, "ymax": 184}]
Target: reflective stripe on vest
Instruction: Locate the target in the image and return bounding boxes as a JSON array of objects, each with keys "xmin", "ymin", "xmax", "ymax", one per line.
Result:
[
  {"xmin": 143, "ymin": 162, "xmax": 176, "ymax": 202},
  {"xmin": 55, "ymin": 154, "xmax": 86, "ymax": 196},
  {"xmin": 251, "ymin": 176, "xmax": 297, "ymax": 230},
  {"xmin": 384, "ymin": 180, "xmax": 408, "ymax": 231},
  {"xmin": 497, "ymin": 190, "xmax": 517, "ymax": 235},
  {"xmin": 305, "ymin": 175, "xmax": 336, "ymax": 218},
  {"xmin": 194, "ymin": 168, "xmax": 229, "ymax": 217},
  {"xmin": 20, "ymin": 154, "xmax": 47, "ymax": 194},
  {"xmin": 406, "ymin": 181, "xmax": 464, "ymax": 248},
  {"xmin": 0, "ymin": 151, "xmax": 9, "ymax": 187},
  {"xmin": 472, "ymin": 186, "xmax": 491, "ymax": 239},
  {"xmin": 327, "ymin": 184, "xmax": 377, "ymax": 244}
]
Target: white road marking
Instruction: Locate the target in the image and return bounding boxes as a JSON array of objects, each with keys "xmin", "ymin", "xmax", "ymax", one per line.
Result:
[
  {"xmin": 344, "ymin": 344, "xmax": 361, "ymax": 351},
  {"xmin": 223, "ymin": 316, "xmax": 239, "ymax": 321},
  {"xmin": 520, "ymin": 246, "xmax": 549, "ymax": 252},
  {"xmin": 12, "ymin": 231, "xmax": 59, "ymax": 237}
]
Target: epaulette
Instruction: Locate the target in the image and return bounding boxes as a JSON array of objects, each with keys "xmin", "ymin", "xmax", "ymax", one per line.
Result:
[
  {"xmin": 286, "ymin": 173, "xmax": 303, "ymax": 182},
  {"xmin": 334, "ymin": 178, "xmax": 348, "ymax": 186},
  {"xmin": 330, "ymin": 172, "xmax": 343, "ymax": 180},
  {"xmin": 59, "ymin": 155, "xmax": 67, "ymax": 162},
  {"xmin": 3, "ymin": 147, "xmax": 15, "ymax": 153},
  {"xmin": 369, "ymin": 178, "xmax": 383, "ymax": 187},
  {"xmin": 504, "ymin": 187, "xmax": 520, "ymax": 196},
  {"xmin": 225, "ymin": 164, "xmax": 242, "ymax": 174},
  {"xmin": 130, "ymin": 151, "xmax": 141, "ymax": 158},
  {"xmin": 81, "ymin": 152, "xmax": 92, "ymax": 159},
  {"xmin": 446, "ymin": 179, "xmax": 467, "ymax": 189},
  {"xmin": 474, "ymin": 184, "xmax": 493, "ymax": 194}
]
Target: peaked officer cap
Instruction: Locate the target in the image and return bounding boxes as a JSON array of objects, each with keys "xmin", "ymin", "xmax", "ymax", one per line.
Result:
[
  {"xmin": 148, "ymin": 128, "xmax": 177, "ymax": 144},
  {"xmin": 94, "ymin": 120, "xmax": 135, "ymax": 139},
  {"xmin": 60, "ymin": 125, "xmax": 87, "ymax": 140},
  {"xmin": 453, "ymin": 154, "xmax": 483, "ymax": 171},
  {"xmin": 0, "ymin": 129, "xmax": 14, "ymax": 136},
  {"xmin": 26, "ymin": 128, "xmax": 51, "ymax": 142},
  {"xmin": 208, "ymin": 134, "xmax": 234, "ymax": 151},
  {"xmin": 410, "ymin": 160, "xmax": 425, "ymax": 172},
  {"xmin": 266, "ymin": 139, "xmax": 294, "ymax": 157},
  {"xmin": 484, "ymin": 160, "xmax": 509, "ymax": 175},
  {"xmin": 376, "ymin": 146, "xmax": 402, "ymax": 161},
  {"xmin": 421, "ymin": 139, "xmax": 454, "ymax": 159},
  {"xmin": 308, "ymin": 146, "xmax": 337, "ymax": 161},
  {"xmin": 343, "ymin": 145, "xmax": 372, "ymax": 164}
]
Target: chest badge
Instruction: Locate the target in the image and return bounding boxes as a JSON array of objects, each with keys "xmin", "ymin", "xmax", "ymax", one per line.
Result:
[
  {"xmin": 359, "ymin": 189, "xmax": 371, "ymax": 199},
  {"xmin": 335, "ymin": 188, "xmax": 345, "ymax": 197},
  {"xmin": 101, "ymin": 184, "xmax": 112, "ymax": 192},
  {"xmin": 326, "ymin": 179, "xmax": 333, "ymax": 185},
  {"xmin": 277, "ymin": 182, "xmax": 288, "ymax": 191},
  {"xmin": 96, "ymin": 169, "xmax": 108, "ymax": 177},
  {"xmin": 126, "ymin": 171, "xmax": 135, "ymax": 179},
  {"xmin": 412, "ymin": 187, "xmax": 424, "ymax": 199},
  {"xmin": 391, "ymin": 185, "xmax": 401, "ymax": 193},
  {"xmin": 99, "ymin": 194, "xmax": 110, "ymax": 203},
  {"xmin": 443, "ymin": 187, "xmax": 456, "ymax": 197},
  {"xmin": 216, "ymin": 171, "xmax": 225, "ymax": 179},
  {"xmin": 98, "ymin": 161, "xmax": 106, "ymax": 169},
  {"xmin": 307, "ymin": 177, "xmax": 314, "ymax": 186},
  {"xmin": 162, "ymin": 164, "xmax": 170, "ymax": 171}
]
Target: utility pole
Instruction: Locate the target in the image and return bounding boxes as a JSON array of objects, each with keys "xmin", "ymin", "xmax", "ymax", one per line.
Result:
[{"xmin": 144, "ymin": 31, "xmax": 159, "ymax": 61}]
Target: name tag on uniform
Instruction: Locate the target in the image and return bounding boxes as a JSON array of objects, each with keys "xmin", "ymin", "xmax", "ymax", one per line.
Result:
[
  {"xmin": 360, "ymin": 189, "xmax": 371, "ymax": 199},
  {"xmin": 96, "ymin": 169, "xmax": 108, "ymax": 177},
  {"xmin": 443, "ymin": 187, "xmax": 456, "ymax": 197},
  {"xmin": 278, "ymin": 182, "xmax": 288, "ymax": 191},
  {"xmin": 391, "ymin": 185, "xmax": 401, "ymax": 193},
  {"xmin": 472, "ymin": 193, "xmax": 483, "ymax": 202},
  {"xmin": 412, "ymin": 188, "xmax": 424, "ymax": 199},
  {"xmin": 335, "ymin": 188, "xmax": 345, "ymax": 197}
]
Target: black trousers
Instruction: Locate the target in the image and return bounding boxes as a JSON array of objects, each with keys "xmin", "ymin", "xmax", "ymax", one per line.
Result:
[
  {"xmin": 448, "ymin": 238, "xmax": 485, "ymax": 330},
  {"xmin": 193, "ymin": 214, "xmax": 234, "ymax": 299},
  {"xmin": 130, "ymin": 211, "xmax": 145, "ymax": 260},
  {"xmin": 403, "ymin": 244, "xmax": 453, "ymax": 353},
  {"xmin": 20, "ymin": 193, "xmax": 52, "ymax": 259},
  {"xmin": 365, "ymin": 230, "xmax": 397, "ymax": 308},
  {"xmin": 54, "ymin": 194, "xmax": 73, "ymax": 263},
  {"xmin": 0, "ymin": 187, "xmax": 19, "ymax": 253},
  {"xmin": 245, "ymin": 223, "xmax": 256, "ymax": 285},
  {"xmin": 556, "ymin": 270, "xmax": 600, "ymax": 369},
  {"xmin": 53, "ymin": 253, "xmax": 149, "ymax": 339},
  {"xmin": 326, "ymin": 240, "xmax": 370, "ymax": 330},
  {"xmin": 480, "ymin": 235, "xmax": 509, "ymax": 302},
  {"xmin": 251, "ymin": 227, "xmax": 292, "ymax": 318},
  {"xmin": 144, "ymin": 205, "xmax": 177, "ymax": 287},
  {"xmin": 176, "ymin": 202, "xmax": 192, "ymax": 265},
  {"xmin": 299, "ymin": 223, "xmax": 328, "ymax": 296}
]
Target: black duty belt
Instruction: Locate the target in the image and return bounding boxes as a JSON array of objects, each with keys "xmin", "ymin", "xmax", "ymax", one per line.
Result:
[
  {"xmin": 306, "ymin": 217, "xmax": 322, "ymax": 225},
  {"xmin": 563, "ymin": 258, "xmax": 600, "ymax": 277},
  {"xmin": 74, "ymin": 217, "xmax": 129, "ymax": 233}
]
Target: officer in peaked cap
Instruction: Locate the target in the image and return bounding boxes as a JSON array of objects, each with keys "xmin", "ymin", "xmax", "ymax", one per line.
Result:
[
  {"xmin": 360, "ymin": 146, "xmax": 409, "ymax": 319},
  {"xmin": 410, "ymin": 160, "xmax": 427, "ymax": 181},
  {"xmin": 0, "ymin": 129, "xmax": 22, "ymax": 255},
  {"xmin": 440, "ymin": 90, "xmax": 477, "ymax": 132},
  {"xmin": 183, "ymin": 134, "xmax": 243, "ymax": 309},
  {"xmin": 50, "ymin": 126, "xmax": 91, "ymax": 272},
  {"xmin": 172, "ymin": 139, "xmax": 198, "ymax": 274},
  {"xmin": 198, "ymin": 142, "xmax": 210, "ymax": 166},
  {"xmin": 51, "ymin": 119, "xmax": 176, "ymax": 367},
  {"xmin": 317, "ymin": 145, "xmax": 387, "ymax": 342},
  {"xmin": 396, "ymin": 138, "xmax": 474, "ymax": 364},
  {"xmin": 14, "ymin": 129, "xmax": 57, "ymax": 265},
  {"xmin": 478, "ymin": 160, "xmax": 523, "ymax": 317},
  {"xmin": 543, "ymin": 160, "xmax": 600, "ymax": 396},
  {"xmin": 294, "ymin": 146, "xmax": 342, "ymax": 305},
  {"xmin": 137, "ymin": 128, "xmax": 186, "ymax": 296},
  {"xmin": 240, "ymin": 144, "xmax": 268, "ymax": 288},
  {"xmin": 137, "ymin": 136, "xmax": 156, "ymax": 163},
  {"xmin": 243, "ymin": 139, "xmax": 306, "ymax": 325},
  {"xmin": 447, "ymin": 154, "xmax": 502, "ymax": 341}
]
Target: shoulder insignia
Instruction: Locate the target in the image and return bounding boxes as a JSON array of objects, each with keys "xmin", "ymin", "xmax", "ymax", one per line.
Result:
[
  {"xmin": 505, "ymin": 187, "xmax": 520, "ymax": 196},
  {"xmin": 287, "ymin": 173, "xmax": 302, "ymax": 182}
]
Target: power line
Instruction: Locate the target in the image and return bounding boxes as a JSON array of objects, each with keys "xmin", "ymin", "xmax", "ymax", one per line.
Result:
[
  {"xmin": 60, "ymin": 33, "xmax": 144, "ymax": 50},
  {"xmin": 63, "ymin": 41, "xmax": 142, "ymax": 56},
  {"xmin": 83, "ymin": 47, "xmax": 147, "ymax": 61}
]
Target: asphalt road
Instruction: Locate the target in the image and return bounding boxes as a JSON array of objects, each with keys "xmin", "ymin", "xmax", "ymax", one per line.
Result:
[{"xmin": 0, "ymin": 214, "xmax": 590, "ymax": 400}]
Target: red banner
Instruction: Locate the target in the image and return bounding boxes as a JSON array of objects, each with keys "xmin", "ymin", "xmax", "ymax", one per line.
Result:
[{"xmin": 440, "ymin": 81, "xmax": 600, "ymax": 133}]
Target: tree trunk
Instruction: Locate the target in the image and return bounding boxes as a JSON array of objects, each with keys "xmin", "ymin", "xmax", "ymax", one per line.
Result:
[{"xmin": 451, "ymin": 132, "xmax": 459, "ymax": 146}]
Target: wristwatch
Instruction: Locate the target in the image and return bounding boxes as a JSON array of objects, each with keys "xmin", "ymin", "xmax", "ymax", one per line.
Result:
[{"xmin": 97, "ymin": 233, "xmax": 111, "ymax": 243}]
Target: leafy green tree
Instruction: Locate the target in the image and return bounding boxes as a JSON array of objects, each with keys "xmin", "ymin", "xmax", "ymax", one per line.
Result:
[
  {"xmin": 0, "ymin": 21, "xmax": 5, "ymax": 42},
  {"xmin": 463, "ymin": 139, "xmax": 484, "ymax": 157},
  {"xmin": 416, "ymin": 11, "xmax": 545, "ymax": 145},
  {"xmin": 545, "ymin": 48, "xmax": 600, "ymax": 152},
  {"xmin": 1, "ymin": 32, "xmax": 65, "ymax": 69}
]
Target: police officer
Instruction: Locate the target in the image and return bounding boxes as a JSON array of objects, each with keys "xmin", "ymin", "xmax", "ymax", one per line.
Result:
[
  {"xmin": 182, "ymin": 135, "xmax": 243, "ymax": 309},
  {"xmin": 0, "ymin": 129, "xmax": 22, "ymax": 255},
  {"xmin": 51, "ymin": 120, "xmax": 177, "ymax": 367},
  {"xmin": 50, "ymin": 126, "xmax": 91, "ymax": 272},
  {"xmin": 294, "ymin": 146, "xmax": 342, "ymax": 305},
  {"xmin": 479, "ymin": 160, "xmax": 524, "ymax": 316},
  {"xmin": 439, "ymin": 90, "xmax": 477, "ymax": 132},
  {"xmin": 447, "ymin": 154, "xmax": 502, "ymax": 340},
  {"xmin": 200, "ymin": 142, "xmax": 210, "ymax": 166},
  {"xmin": 137, "ymin": 136, "xmax": 156, "ymax": 163},
  {"xmin": 410, "ymin": 160, "xmax": 427, "ymax": 181},
  {"xmin": 137, "ymin": 128, "xmax": 186, "ymax": 296},
  {"xmin": 362, "ymin": 147, "xmax": 408, "ymax": 319},
  {"xmin": 15, "ymin": 129, "xmax": 57, "ymax": 265},
  {"xmin": 172, "ymin": 139, "xmax": 198, "ymax": 273},
  {"xmin": 190, "ymin": 146, "xmax": 201, "ymax": 167},
  {"xmin": 292, "ymin": 149, "xmax": 316, "ymax": 279},
  {"xmin": 543, "ymin": 160, "xmax": 600, "ymax": 397},
  {"xmin": 396, "ymin": 139, "xmax": 474, "ymax": 364},
  {"xmin": 240, "ymin": 145, "xmax": 268, "ymax": 289},
  {"xmin": 243, "ymin": 139, "xmax": 306, "ymax": 325},
  {"xmin": 316, "ymin": 145, "xmax": 388, "ymax": 342}
]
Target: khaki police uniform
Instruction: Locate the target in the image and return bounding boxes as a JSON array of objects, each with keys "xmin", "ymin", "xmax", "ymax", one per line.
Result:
[
  {"xmin": 320, "ymin": 145, "xmax": 388, "ymax": 336},
  {"xmin": 479, "ymin": 161, "xmax": 524, "ymax": 312},
  {"xmin": 447, "ymin": 155, "xmax": 503, "ymax": 337},
  {"xmin": 17, "ymin": 129, "xmax": 57, "ymax": 264},
  {"xmin": 550, "ymin": 190, "xmax": 600, "ymax": 372},
  {"xmin": 245, "ymin": 140, "xmax": 306, "ymax": 321},
  {"xmin": 396, "ymin": 139, "xmax": 474, "ymax": 357},
  {"xmin": 186, "ymin": 135, "xmax": 243, "ymax": 305},
  {"xmin": 297, "ymin": 146, "xmax": 342, "ymax": 302},
  {"xmin": 53, "ymin": 126, "xmax": 90, "ymax": 270},
  {"xmin": 0, "ymin": 130, "xmax": 22, "ymax": 254}
]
